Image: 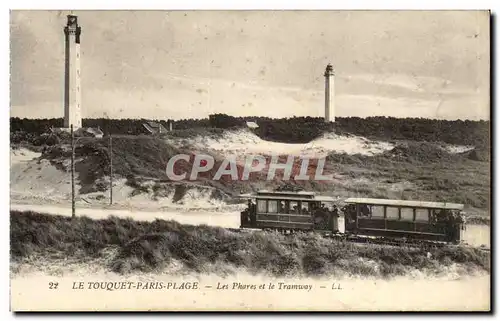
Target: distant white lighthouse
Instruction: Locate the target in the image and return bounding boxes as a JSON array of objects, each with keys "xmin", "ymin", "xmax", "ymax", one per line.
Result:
[
  {"xmin": 324, "ymin": 63, "xmax": 335, "ymax": 123},
  {"xmin": 63, "ymin": 15, "xmax": 82, "ymax": 129}
]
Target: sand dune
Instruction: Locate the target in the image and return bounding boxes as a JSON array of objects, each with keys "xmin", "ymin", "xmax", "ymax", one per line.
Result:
[{"xmin": 184, "ymin": 129, "xmax": 395, "ymax": 158}]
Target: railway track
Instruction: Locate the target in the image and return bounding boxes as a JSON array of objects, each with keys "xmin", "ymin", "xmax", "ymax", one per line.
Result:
[{"xmin": 232, "ymin": 227, "xmax": 491, "ymax": 252}]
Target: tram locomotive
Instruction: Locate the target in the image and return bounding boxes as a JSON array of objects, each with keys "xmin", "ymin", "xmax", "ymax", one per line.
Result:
[{"xmin": 240, "ymin": 190, "xmax": 466, "ymax": 244}]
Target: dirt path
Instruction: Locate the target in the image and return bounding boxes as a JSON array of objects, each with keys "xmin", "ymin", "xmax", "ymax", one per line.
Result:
[{"xmin": 10, "ymin": 203, "xmax": 241, "ymax": 228}]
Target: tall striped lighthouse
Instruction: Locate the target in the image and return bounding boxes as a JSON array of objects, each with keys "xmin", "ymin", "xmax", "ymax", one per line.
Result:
[{"xmin": 63, "ymin": 15, "xmax": 82, "ymax": 129}]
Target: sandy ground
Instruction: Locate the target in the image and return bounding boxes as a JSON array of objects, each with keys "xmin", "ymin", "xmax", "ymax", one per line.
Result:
[
  {"xmin": 10, "ymin": 148, "xmax": 41, "ymax": 165},
  {"xmin": 463, "ymin": 224, "xmax": 491, "ymax": 249},
  {"xmin": 85, "ymin": 178, "xmax": 233, "ymax": 210},
  {"xmin": 440, "ymin": 144, "xmax": 475, "ymax": 154},
  {"xmin": 10, "ymin": 148, "xmax": 234, "ymax": 210},
  {"xmin": 10, "ymin": 269, "xmax": 490, "ymax": 311},
  {"xmin": 10, "ymin": 148, "xmax": 75, "ymax": 204},
  {"xmin": 181, "ymin": 129, "xmax": 477, "ymax": 160},
  {"xmin": 184, "ymin": 129, "xmax": 396, "ymax": 158}
]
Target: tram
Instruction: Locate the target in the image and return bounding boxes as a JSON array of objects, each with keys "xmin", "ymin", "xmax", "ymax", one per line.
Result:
[{"xmin": 240, "ymin": 190, "xmax": 466, "ymax": 244}]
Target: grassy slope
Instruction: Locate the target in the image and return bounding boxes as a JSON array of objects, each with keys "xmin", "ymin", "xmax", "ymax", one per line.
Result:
[
  {"xmin": 326, "ymin": 141, "xmax": 490, "ymax": 211},
  {"xmin": 35, "ymin": 128, "xmax": 490, "ymax": 217},
  {"xmin": 11, "ymin": 211, "xmax": 490, "ymax": 278}
]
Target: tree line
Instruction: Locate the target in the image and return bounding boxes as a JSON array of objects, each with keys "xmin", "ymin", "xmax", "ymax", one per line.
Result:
[{"xmin": 10, "ymin": 115, "xmax": 490, "ymax": 148}]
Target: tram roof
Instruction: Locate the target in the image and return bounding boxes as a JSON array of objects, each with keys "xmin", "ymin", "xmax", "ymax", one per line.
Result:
[
  {"xmin": 344, "ymin": 198, "xmax": 464, "ymax": 210},
  {"xmin": 238, "ymin": 190, "xmax": 336, "ymax": 202}
]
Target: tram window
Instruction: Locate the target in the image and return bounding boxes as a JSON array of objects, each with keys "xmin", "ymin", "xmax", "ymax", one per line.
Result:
[
  {"xmin": 257, "ymin": 200, "xmax": 267, "ymax": 213},
  {"xmin": 371, "ymin": 206, "xmax": 384, "ymax": 218},
  {"xmin": 268, "ymin": 200, "xmax": 278, "ymax": 213},
  {"xmin": 386, "ymin": 207, "xmax": 399, "ymax": 219},
  {"xmin": 429, "ymin": 209, "xmax": 438, "ymax": 223},
  {"xmin": 415, "ymin": 209, "xmax": 429, "ymax": 222},
  {"xmin": 301, "ymin": 202, "xmax": 310, "ymax": 215},
  {"xmin": 432, "ymin": 209, "xmax": 450, "ymax": 223},
  {"xmin": 359, "ymin": 204, "xmax": 371, "ymax": 217},
  {"xmin": 400, "ymin": 208, "xmax": 414, "ymax": 221},
  {"xmin": 278, "ymin": 200, "xmax": 286, "ymax": 213},
  {"xmin": 289, "ymin": 201, "xmax": 299, "ymax": 214}
]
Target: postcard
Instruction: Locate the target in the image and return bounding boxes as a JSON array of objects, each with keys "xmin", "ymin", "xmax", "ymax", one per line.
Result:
[{"xmin": 10, "ymin": 10, "xmax": 491, "ymax": 311}]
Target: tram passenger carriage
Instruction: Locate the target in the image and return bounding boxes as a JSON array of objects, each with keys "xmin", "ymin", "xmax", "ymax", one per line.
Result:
[
  {"xmin": 240, "ymin": 190, "xmax": 340, "ymax": 232},
  {"xmin": 343, "ymin": 198, "xmax": 465, "ymax": 243},
  {"xmin": 240, "ymin": 190, "xmax": 466, "ymax": 244}
]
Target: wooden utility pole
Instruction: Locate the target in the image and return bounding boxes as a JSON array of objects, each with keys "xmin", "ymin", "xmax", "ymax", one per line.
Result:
[
  {"xmin": 109, "ymin": 133, "xmax": 113, "ymax": 205},
  {"xmin": 71, "ymin": 124, "xmax": 75, "ymax": 219}
]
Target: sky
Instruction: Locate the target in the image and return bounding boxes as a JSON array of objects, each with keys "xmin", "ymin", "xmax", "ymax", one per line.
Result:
[{"xmin": 10, "ymin": 10, "xmax": 490, "ymax": 120}]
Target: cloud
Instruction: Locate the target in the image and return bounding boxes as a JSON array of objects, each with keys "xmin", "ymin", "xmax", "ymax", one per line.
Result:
[{"xmin": 9, "ymin": 10, "xmax": 490, "ymax": 120}]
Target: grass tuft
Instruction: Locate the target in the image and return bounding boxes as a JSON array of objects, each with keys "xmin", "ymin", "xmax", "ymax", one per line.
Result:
[{"xmin": 11, "ymin": 211, "xmax": 490, "ymax": 278}]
